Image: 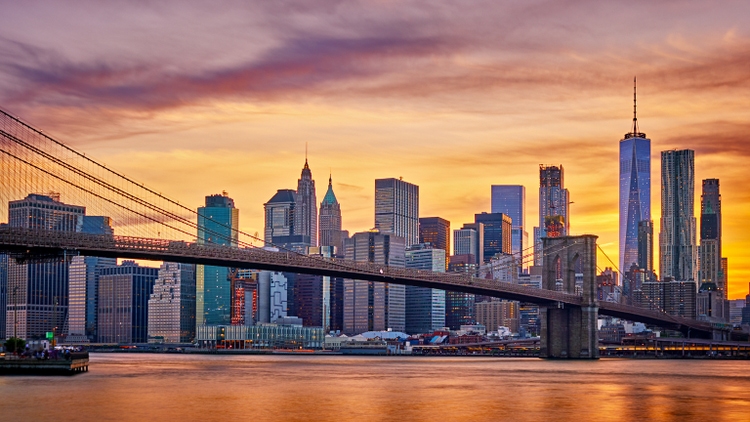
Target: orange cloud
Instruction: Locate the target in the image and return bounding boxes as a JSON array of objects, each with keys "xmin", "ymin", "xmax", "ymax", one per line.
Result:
[{"xmin": 1, "ymin": 1, "xmax": 749, "ymax": 298}]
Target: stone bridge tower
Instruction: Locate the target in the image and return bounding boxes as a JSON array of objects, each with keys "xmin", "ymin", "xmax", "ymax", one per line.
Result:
[{"xmin": 540, "ymin": 235, "xmax": 599, "ymax": 359}]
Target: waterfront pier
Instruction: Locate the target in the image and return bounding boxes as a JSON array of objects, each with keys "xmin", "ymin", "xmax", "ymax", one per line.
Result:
[{"xmin": 0, "ymin": 352, "xmax": 89, "ymax": 375}]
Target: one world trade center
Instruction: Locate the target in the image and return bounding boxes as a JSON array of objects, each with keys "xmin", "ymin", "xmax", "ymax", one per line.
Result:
[{"xmin": 620, "ymin": 78, "xmax": 651, "ymax": 276}]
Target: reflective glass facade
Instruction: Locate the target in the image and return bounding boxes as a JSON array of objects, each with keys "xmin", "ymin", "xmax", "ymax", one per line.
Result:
[
  {"xmin": 619, "ymin": 136, "xmax": 651, "ymax": 273},
  {"xmin": 445, "ymin": 292, "xmax": 475, "ymax": 330},
  {"xmin": 474, "ymin": 213, "xmax": 512, "ymax": 263},
  {"xmin": 491, "ymin": 185, "xmax": 527, "ymax": 259},
  {"xmin": 197, "ymin": 194, "xmax": 239, "ymax": 326},
  {"xmin": 405, "ymin": 244, "xmax": 446, "ymax": 334},
  {"xmin": 197, "ymin": 324, "xmax": 324, "ymax": 349}
]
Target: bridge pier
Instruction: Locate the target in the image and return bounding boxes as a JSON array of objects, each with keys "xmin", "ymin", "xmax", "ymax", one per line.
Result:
[
  {"xmin": 539, "ymin": 235, "xmax": 599, "ymax": 359},
  {"xmin": 712, "ymin": 328, "xmax": 730, "ymax": 342}
]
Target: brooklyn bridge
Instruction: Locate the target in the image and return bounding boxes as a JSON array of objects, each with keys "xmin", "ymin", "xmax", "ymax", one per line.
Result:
[{"xmin": 0, "ymin": 108, "xmax": 736, "ymax": 358}]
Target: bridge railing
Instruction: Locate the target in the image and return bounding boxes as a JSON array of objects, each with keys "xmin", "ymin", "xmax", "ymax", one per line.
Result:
[
  {"xmin": 2, "ymin": 227, "xmax": 724, "ymax": 333},
  {"xmin": 598, "ymin": 301, "xmax": 712, "ymax": 331},
  {"xmin": 0, "ymin": 226, "xmax": 583, "ymax": 305}
]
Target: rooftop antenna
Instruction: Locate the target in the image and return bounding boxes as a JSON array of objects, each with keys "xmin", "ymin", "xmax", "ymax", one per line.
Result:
[
  {"xmin": 303, "ymin": 142, "xmax": 310, "ymax": 170},
  {"xmin": 632, "ymin": 76, "xmax": 639, "ymax": 135},
  {"xmin": 625, "ymin": 76, "xmax": 645, "ymax": 139}
]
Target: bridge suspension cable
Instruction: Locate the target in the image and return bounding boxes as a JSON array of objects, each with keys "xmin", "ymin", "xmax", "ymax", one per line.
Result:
[
  {"xmin": 480, "ymin": 238, "xmax": 586, "ymax": 278},
  {"xmin": 0, "ymin": 109, "xmax": 350, "ymax": 262},
  {"xmin": 0, "ymin": 110, "xmax": 492, "ymax": 278}
]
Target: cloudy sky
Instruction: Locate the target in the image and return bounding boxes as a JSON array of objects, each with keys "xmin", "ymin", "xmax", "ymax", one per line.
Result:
[{"xmin": 1, "ymin": 0, "xmax": 749, "ymax": 298}]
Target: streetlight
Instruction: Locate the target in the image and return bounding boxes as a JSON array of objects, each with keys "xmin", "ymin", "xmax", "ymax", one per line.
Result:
[{"xmin": 13, "ymin": 286, "xmax": 18, "ymax": 339}]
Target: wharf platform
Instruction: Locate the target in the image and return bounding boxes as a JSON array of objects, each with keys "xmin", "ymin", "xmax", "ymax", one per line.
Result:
[{"xmin": 0, "ymin": 351, "xmax": 89, "ymax": 375}]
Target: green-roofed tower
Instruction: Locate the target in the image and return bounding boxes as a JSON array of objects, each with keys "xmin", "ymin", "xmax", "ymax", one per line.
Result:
[
  {"xmin": 319, "ymin": 174, "xmax": 345, "ymax": 253},
  {"xmin": 321, "ymin": 174, "xmax": 338, "ymax": 205}
]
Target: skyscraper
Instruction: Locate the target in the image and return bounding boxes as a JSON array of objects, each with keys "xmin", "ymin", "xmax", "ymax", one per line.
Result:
[
  {"xmin": 405, "ymin": 243, "xmax": 446, "ymax": 334},
  {"xmin": 491, "ymin": 185, "xmax": 527, "ymax": 262},
  {"xmin": 294, "ymin": 246, "xmax": 337, "ymax": 331},
  {"xmin": 454, "ymin": 223, "xmax": 483, "ymax": 265},
  {"xmin": 6, "ymin": 194, "xmax": 84, "ymax": 339},
  {"xmin": 147, "ymin": 262, "xmax": 197, "ymax": 343},
  {"xmin": 534, "ymin": 165, "xmax": 569, "ymax": 266},
  {"xmin": 319, "ymin": 174, "xmax": 345, "ymax": 253},
  {"xmin": 256, "ymin": 271, "xmax": 291, "ymax": 323},
  {"xmin": 446, "ymin": 255, "xmax": 477, "ymax": 330},
  {"xmin": 660, "ymin": 149, "xmax": 696, "ymax": 282},
  {"xmin": 67, "ymin": 216, "xmax": 117, "ymax": 342},
  {"xmin": 517, "ymin": 272, "xmax": 542, "ymax": 336},
  {"xmin": 419, "ymin": 217, "xmax": 450, "ymax": 269},
  {"xmin": 475, "ymin": 301, "xmax": 519, "ymax": 333},
  {"xmin": 637, "ymin": 220, "xmax": 654, "ymax": 280},
  {"xmin": 475, "ymin": 212, "xmax": 512, "ymax": 263},
  {"xmin": 634, "ymin": 280, "xmax": 696, "ymax": 318},
  {"xmin": 264, "ymin": 188, "xmax": 311, "ymax": 254},
  {"xmin": 343, "ymin": 231, "xmax": 406, "ymax": 334},
  {"xmin": 374, "ymin": 178, "xmax": 419, "ymax": 246},
  {"xmin": 197, "ymin": 193, "xmax": 239, "ymax": 326},
  {"xmin": 98, "ymin": 261, "xmax": 159, "ymax": 343},
  {"xmin": 619, "ymin": 78, "xmax": 651, "ymax": 276},
  {"xmin": 699, "ymin": 179, "xmax": 722, "ymax": 293},
  {"xmin": 264, "ymin": 189, "xmax": 297, "ymax": 246},
  {"xmin": 295, "ymin": 158, "xmax": 317, "ymax": 247},
  {"xmin": 0, "ymin": 254, "xmax": 7, "ymax": 340},
  {"xmin": 697, "ymin": 179, "xmax": 726, "ymax": 321}
]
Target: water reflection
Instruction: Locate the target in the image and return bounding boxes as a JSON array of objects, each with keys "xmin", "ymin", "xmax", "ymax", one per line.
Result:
[{"xmin": 1, "ymin": 355, "xmax": 749, "ymax": 421}]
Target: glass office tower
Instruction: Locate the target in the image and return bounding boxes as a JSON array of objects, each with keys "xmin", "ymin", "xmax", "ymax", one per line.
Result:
[
  {"xmin": 196, "ymin": 193, "xmax": 239, "ymax": 326},
  {"xmin": 619, "ymin": 135, "xmax": 651, "ymax": 275},
  {"xmin": 491, "ymin": 185, "xmax": 527, "ymax": 261},
  {"xmin": 619, "ymin": 78, "xmax": 651, "ymax": 275},
  {"xmin": 405, "ymin": 244, "xmax": 446, "ymax": 334}
]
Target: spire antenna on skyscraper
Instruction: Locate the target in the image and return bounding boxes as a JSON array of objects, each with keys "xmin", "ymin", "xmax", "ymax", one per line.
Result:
[
  {"xmin": 625, "ymin": 77, "xmax": 645, "ymax": 139},
  {"xmin": 633, "ymin": 76, "xmax": 639, "ymax": 134},
  {"xmin": 619, "ymin": 78, "xmax": 651, "ymax": 279}
]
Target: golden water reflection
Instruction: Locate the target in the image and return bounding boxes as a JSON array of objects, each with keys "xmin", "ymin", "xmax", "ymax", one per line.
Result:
[{"xmin": 1, "ymin": 355, "xmax": 749, "ymax": 421}]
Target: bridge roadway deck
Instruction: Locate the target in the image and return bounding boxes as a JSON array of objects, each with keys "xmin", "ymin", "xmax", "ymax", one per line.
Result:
[{"xmin": 0, "ymin": 227, "xmax": 717, "ymax": 335}]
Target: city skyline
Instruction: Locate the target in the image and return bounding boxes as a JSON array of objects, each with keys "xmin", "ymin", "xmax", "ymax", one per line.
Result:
[{"xmin": 0, "ymin": 2, "xmax": 748, "ymax": 298}]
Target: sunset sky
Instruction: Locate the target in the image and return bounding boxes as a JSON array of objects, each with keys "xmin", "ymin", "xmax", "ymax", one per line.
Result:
[{"xmin": 1, "ymin": 1, "xmax": 748, "ymax": 298}]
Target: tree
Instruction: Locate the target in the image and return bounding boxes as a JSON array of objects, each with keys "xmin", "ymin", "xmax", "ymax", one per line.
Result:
[{"xmin": 4, "ymin": 337, "xmax": 26, "ymax": 353}]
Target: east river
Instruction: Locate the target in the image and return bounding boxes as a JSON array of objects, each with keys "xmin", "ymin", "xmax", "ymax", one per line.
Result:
[{"xmin": 1, "ymin": 354, "xmax": 749, "ymax": 421}]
